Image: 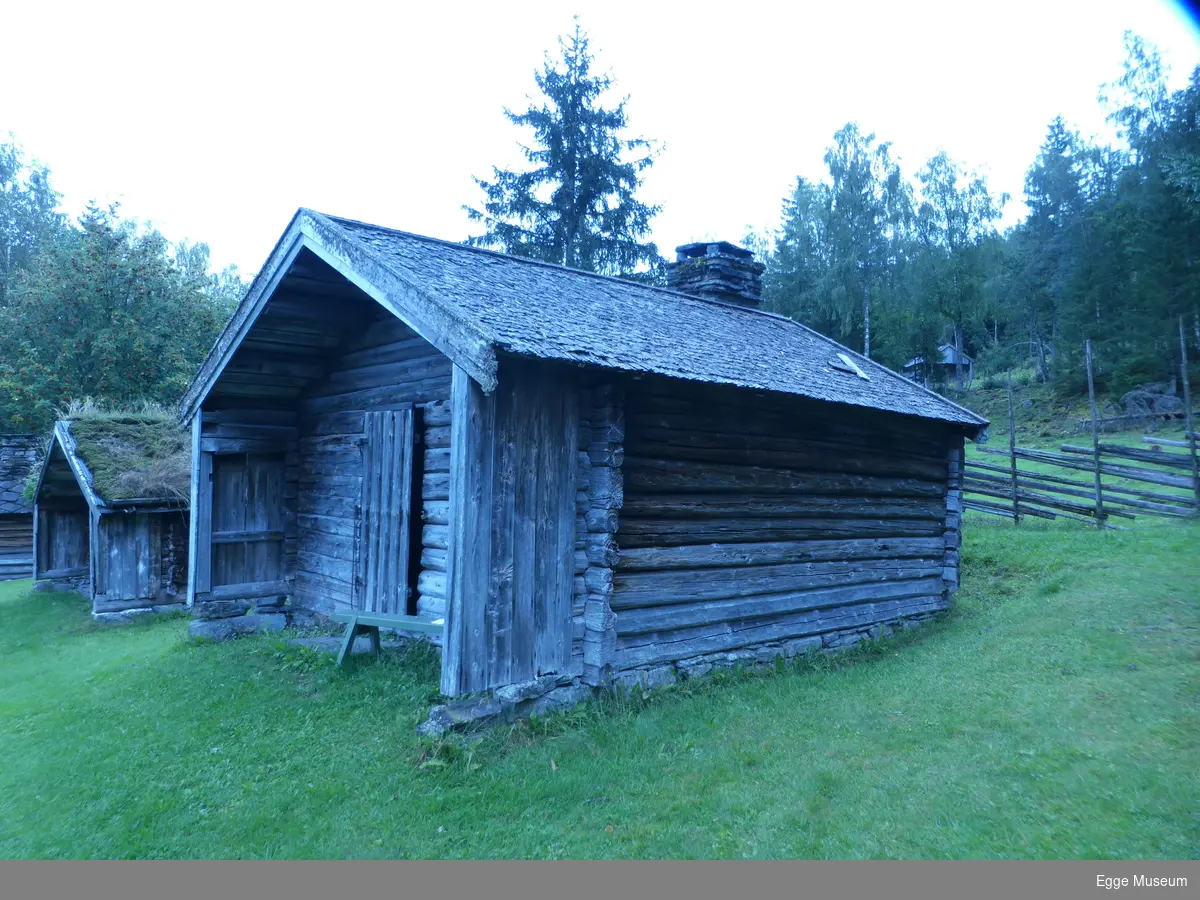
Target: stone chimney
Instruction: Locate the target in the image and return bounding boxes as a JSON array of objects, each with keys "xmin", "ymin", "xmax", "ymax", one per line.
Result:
[{"xmin": 666, "ymin": 241, "xmax": 765, "ymax": 309}]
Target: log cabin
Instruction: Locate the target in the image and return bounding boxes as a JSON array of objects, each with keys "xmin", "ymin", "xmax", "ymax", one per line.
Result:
[
  {"xmin": 903, "ymin": 343, "xmax": 975, "ymax": 387},
  {"xmin": 179, "ymin": 209, "xmax": 988, "ymax": 702},
  {"xmin": 32, "ymin": 419, "xmax": 189, "ymax": 619},
  {"xmin": 0, "ymin": 434, "xmax": 39, "ymax": 581}
]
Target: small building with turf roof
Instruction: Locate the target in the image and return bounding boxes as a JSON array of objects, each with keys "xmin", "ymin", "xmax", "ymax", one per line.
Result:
[
  {"xmin": 32, "ymin": 410, "xmax": 190, "ymax": 620},
  {"xmin": 0, "ymin": 434, "xmax": 39, "ymax": 581}
]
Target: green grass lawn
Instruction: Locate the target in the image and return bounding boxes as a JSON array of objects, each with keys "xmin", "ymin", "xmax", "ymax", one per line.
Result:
[{"xmin": 1, "ymin": 519, "xmax": 1197, "ymax": 859}]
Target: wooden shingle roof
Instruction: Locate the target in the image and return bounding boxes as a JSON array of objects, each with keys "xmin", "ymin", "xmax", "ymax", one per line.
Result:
[
  {"xmin": 0, "ymin": 435, "xmax": 38, "ymax": 515},
  {"xmin": 182, "ymin": 209, "xmax": 989, "ymax": 435}
]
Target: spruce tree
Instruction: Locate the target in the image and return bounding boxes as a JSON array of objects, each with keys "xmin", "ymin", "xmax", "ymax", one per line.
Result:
[{"xmin": 464, "ymin": 22, "xmax": 662, "ymax": 278}]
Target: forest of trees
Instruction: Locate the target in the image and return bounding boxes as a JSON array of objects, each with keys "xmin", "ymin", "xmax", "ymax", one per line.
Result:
[
  {"xmin": 0, "ymin": 143, "xmax": 243, "ymax": 432},
  {"xmin": 760, "ymin": 33, "xmax": 1200, "ymax": 396},
  {"xmin": 1, "ymin": 26, "xmax": 1195, "ymax": 437},
  {"xmin": 466, "ymin": 27, "xmax": 1199, "ymax": 398}
]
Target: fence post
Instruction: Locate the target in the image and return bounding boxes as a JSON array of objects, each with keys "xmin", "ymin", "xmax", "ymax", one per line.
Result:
[
  {"xmin": 1181, "ymin": 316, "xmax": 1200, "ymax": 516},
  {"xmin": 1007, "ymin": 370, "xmax": 1020, "ymax": 524},
  {"xmin": 1084, "ymin": 340, "xmax": 1105, "ymax": 526}
]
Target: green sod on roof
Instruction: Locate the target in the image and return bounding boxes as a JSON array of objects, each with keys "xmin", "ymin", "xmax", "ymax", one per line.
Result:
[{"xmin": 61, "ymin": 399, "xmax": 190, "ymax": 503}]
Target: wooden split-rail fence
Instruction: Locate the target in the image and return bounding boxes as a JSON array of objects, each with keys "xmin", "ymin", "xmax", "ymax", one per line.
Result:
[
  {"xmin": 965, "ymin": 328, "xmax": 1200, "ymax": 529},
  {"xmin": 964, "ymin": 431, "xmax": 1199, "ymax": 528}
]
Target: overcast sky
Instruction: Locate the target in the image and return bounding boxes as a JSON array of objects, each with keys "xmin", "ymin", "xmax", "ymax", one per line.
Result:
[{"xmin": 4, "ymin": 1, "xmax": 1199, "ymax": 275}]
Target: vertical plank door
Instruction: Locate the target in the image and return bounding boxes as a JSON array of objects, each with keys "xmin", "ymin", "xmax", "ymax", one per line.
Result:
[
  {"xmin": 209, "ymin": 453, "xmax": 285, "ymax": 590},
  {"xmin": 355, "ymin": 408, "xmax": 415, "ymax": 615},
  {"xmin": 95, "ymin": 513, "xmax": 160, "ymax": 603}
]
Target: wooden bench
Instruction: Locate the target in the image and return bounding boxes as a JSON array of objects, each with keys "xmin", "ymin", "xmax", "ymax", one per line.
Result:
[{"xmin": 329, "ymin": 611, "xmax": 444, "ymax": 666}]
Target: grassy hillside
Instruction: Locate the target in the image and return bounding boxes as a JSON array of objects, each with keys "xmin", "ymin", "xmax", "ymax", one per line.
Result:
[
  {"xmin": 942, "ymin": 369, "xmax": 1193, "ymax": 445},
  {"xmin": 0, "ymin": 517, "xmax": 1196, "ymax": 859},
  {"xmin": 948, "ymin": 382, "xmax": 1092, "ymax": 440}
]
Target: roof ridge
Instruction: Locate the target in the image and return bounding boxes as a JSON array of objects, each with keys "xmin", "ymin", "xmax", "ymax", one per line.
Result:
[{"xmin": 312, "ymin": 209, "xmax": 799, "ymax": 321}]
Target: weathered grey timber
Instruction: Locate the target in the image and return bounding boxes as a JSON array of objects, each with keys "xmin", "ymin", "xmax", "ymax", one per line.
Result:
[
  {"xmin": 0, "ymin": 434, "xmax": 38, "ymax": 580},
  {"xmin": 32, "ymin": 422, "xmax": 189, "ymax": 618},
  {"xmin": 978, "ymin": 446, "xmax": 1194, "ymax": 490},
  {"xmin": 965, "ymin": 458, "xmax": 1194, "ymax": 509},
  {"xmin": 1060, "ymin": 442, "xmax": 1197, "ymax": 471},
  {"xmin": 179, "ymin": 210, "xmax": 987, "ymax": 721},
  {"xmin": 441, "ymin": 359, "xmax": 579, "ymax": 695}
]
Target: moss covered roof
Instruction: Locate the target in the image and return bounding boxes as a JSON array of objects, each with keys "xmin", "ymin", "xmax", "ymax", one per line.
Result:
[{"xmin": 62, "ymin": 404, "xmax": 189, "ymax": 503}]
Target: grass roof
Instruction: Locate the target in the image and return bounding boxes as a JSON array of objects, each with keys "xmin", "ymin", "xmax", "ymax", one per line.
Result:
[{"xmin": 61, "ymin": 399, "xmax": 189, "ymax": 503}]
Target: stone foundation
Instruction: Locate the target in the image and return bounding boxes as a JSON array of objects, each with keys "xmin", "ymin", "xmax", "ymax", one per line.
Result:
[
  {"xmin": 415, "ymin": 611, "xmax": 943, "ymax": 736},
  {"xmin": 92, "ymin": 588, "xmax": 188, "ymax": 621},
  {"xmin": 188, "ymin": 612, "xmax": 288, "ymax": 641},
  {"xmin": 611, "ymin": 612, "xmax": 939, "ymax": 692},
  {"xmin": 418, "ymin": 674, "xmax": 594, "ymax": 738},
  {"xmin": 187, "ymin": 585, "xmax": 312, "ymax": 640},
  {"xmin": 93, "ymin": 602, "xmax": 187, "ymax": 624},
  {"xmin": 34, "ymin": 575, "xmax": 91, "ymax": 595}
]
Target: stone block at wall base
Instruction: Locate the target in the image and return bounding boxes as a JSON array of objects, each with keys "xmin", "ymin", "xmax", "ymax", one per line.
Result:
[
  {"xmin": 91, "ymin": 603, "xmax": 188, "ymax": 625},
  {"xmin": 417, "ymin": 678, "xmax": 594, "ymax": 738},
  {"xmin": 92, "ymin": 608, "xmax": 155, "ymax": 624},
  {"xmin": 284, "ymin": 607, "xmax": 327, "ymax": 630},
  {"xmin": 194, "ymin": 599, "xmax": 252, "ymax": 620},
  {"xmin": 35, "ymin": 578, "xmax": 90, "ymax": 594},
  {"xmin": 493, "ymin": 674, "xmax": 559, "ymax": 705},
  {"xmin": 188, "ymin": 613, "xmax": 286, "ymax": 642}
]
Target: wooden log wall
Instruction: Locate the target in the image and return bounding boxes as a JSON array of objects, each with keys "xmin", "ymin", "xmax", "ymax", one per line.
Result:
[
  {"xmin": 417, "ymin": 399, "xmax": 451, "ymax": 619},
  {"xmin": 194, "ymin": 277, "xmax": 448, "ymax": 614},
  {"xmin": 95, "ymin": 512, "xmax": 161, "ymax": 609},
  {"xmin": 33, "ymin": 446, "xmax": 90, "ymax": 584},
  {"xmin": 294, "ymin": 316, "xmax": 452, "ymax": 616},
  {"xmin": 0, "ymin": 435, "xmax": 36, "ymax": 579},
  {"xmin": 0, "ymin": 514, "xmax": 33, "ymax": 580},
  {"xmin": 943, "ymin": 436, "xmax": 964, "ymax": 596},
  {"xmin": 579, "ymin": 381, "xmax": 623, "ymax": 686},
  {"xmin": 610, "ymin": 379, "xmax": 959, "ymax": 674}
]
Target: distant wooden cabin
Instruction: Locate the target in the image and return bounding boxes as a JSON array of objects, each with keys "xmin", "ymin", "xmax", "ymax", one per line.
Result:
[
  {"xmin": 904, "ymin": 344, "xmax": 974, "ymax": 387},
  {"xmin": 0, "ymin": 434, "xmax": 39, "ymax": 581},
  {"xmin": 180, "ymin": 210, "xmax": 988, "ymax": 699},
  {"xmin": 33, "ymin": 420, "xmax": 189, "ymax": 619}
]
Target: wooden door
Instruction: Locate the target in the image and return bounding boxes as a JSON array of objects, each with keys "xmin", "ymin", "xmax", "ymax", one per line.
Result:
[
  {"xmin": 95, "ymin": 513, "xmax": 160, "ymax": 602},
  {"xmin": 209, "ymin": 452, "xmax": 286, "ymax": 590},
  {"xmin": 354, "ymin": 409, "xmax": 415, "ymax": 614},
  {"xmin": 35, "ymin": 508, "xmax": 89, "ymax": 579}
]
